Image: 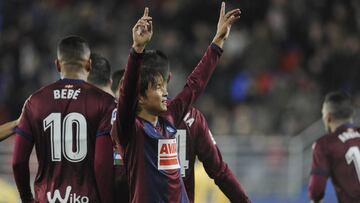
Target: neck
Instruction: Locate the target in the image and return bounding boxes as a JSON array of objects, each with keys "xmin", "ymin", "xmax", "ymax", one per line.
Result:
[
  {"xmin": 330, "ymin": 119, "xmax": 353, "ymax": 133},
  {"xmin": 138, "ymin": 110, "xmax": 158, "ymax": 126},
  {"xmin": 95, "ymin": 85, "xmax": 114, "ymax": 96},
  {"xmin": 61, "ymin": 72, "xmax": 88, "ymax": 81}
]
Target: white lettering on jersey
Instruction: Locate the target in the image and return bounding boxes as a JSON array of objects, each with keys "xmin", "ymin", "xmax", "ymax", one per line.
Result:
[
  {"xmin": 338, "ymin": 129, "xmax": 360, "ymax": 143},
  {"xmin": 47, "ymin": 186, "xmax": 89, "ymax": 203},
  {"xmin": 183, "ymin": 112, "xmax": 195, "ymax": 128},
  {"xmin": 53, "ymin": 89, "xmax": 81, "ymax": 100},
  {"xmin": 158, "ymin": 139, "xmax": 180, "ymax": 170}
]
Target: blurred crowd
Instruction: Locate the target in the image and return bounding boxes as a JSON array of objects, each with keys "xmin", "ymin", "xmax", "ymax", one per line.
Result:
[{"xmin": 0, "ymin": 0, "xmax": 360, "ymax": 136}]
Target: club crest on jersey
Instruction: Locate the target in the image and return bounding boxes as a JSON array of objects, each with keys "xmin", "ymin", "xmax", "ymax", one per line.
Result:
[
  {"xmin": 158, "ymin": 139, "xmax": 180, "ymax": 170},
  {"xmin": 166, "ymin": 126, "xmax": 176, "ymax": 133}
]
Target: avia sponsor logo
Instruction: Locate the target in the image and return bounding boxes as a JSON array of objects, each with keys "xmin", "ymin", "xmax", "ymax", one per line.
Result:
[
  {"xmin": 47, "ymin": 186, "xmax": 89, "ymax": 203},
  {"xmin": 158, "ymin": 139, "xmax": 180, "ymax": 170}
]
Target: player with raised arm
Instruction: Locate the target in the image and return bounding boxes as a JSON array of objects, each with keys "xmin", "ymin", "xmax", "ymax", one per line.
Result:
[
  {"xmin": 309, "ymin": 91, "xmax": 360, "ymax": 203},
  {"xmin": 12, "ymin": 36, "xmax": 115, "ymax": 203},
  {"xmin": 111, "ymin": 3, "xmax": 241, "ymax": 203}
]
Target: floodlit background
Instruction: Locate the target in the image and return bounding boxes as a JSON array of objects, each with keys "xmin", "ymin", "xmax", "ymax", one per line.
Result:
[{"xmin": 1, "ymin": 0, "xmax": 360, "ymax": 202}]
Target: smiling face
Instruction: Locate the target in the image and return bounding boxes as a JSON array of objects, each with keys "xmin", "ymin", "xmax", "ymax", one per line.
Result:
[{"xmin": 139, "ymin": 75, "xmax": 168, "ymax": 115}]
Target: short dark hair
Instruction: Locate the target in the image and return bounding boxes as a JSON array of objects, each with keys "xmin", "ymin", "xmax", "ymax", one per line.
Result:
[
  {"xmin": 324, "ymin": 91, "xmax": 354, "ymax": 120},
  {"xmin": 142, "ymin": 50, "xmax": 170, "ymax": 81},
  {"xmin": 111, "ymin": 69, "xmax": 125, "ymax": 93},
  {"xmin": 140, "ymin": 68, "xmax": 164, "ymax": 97},
  {"xmin": 57, "ymin": 36, "xmax": 90, "ymax": 67},
  {"xmin": 88, "ymin": 53, "xmax": 111, "ymax": 86}
]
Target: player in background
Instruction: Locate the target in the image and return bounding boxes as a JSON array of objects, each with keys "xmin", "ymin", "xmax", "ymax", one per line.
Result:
[
  {"xmin": 12, "ymin": 36, "xmax": 115, "ymax": 203},
  {"xmin": 309, "ymin": 91, "xmax": 360, "ymax": 203},
  {"xmin": 87, "ymin": 53, "xmax": 128, "ymax": 203},
  {"xmin": 111, "ymin": 70, "xmax": 125, "ymax": 100},
  {"xmin": 111, "ymin": 4, "xmax": 241, "ymax": 203}
]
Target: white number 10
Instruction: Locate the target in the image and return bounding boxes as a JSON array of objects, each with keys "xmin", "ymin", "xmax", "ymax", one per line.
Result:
[
  {"xmin": 345, "ymin": 146, "xmax": 360, "ymax": 183},
  {"xmin": 43, "ymin": 113, "xmax": 87, "ymax": 163}
]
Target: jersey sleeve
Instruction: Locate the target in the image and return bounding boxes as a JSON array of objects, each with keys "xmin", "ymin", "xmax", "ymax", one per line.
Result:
[
  {"xmin": 195, "ymin": 111, "xmax": 251, "ymax": 203},
  {"xmin": 96, "ymin": 98, "xmax": 116, "ymax": 137},
  {"xmin": 14, "ymin": 96, "xmax": 34, "ymax": 142},
  {"xmin": 168, "ymin": 44, "xmax": 222, "ymax": 126},
  {"xmin": 308, "ymin": 140, "xmax": 329, "ymax": 201},
  {"xmin": 112, "ymin": 48, "xmax": 143, "ymax": 147},
  {"xmin": 310, "ymin": 141, "xmax": 330, "ymax": 177}
]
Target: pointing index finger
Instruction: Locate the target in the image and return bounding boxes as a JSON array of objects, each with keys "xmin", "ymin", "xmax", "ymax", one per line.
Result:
[
  {"xmin": 143, "ymin": 7, "xmax": 149, "ymax": 17},
  {"xmin": 220, "ymin": 2, "xmax": 225, "ymax": 17}
]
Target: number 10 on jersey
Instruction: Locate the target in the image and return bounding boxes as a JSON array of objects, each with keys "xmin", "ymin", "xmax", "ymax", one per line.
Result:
[{"xmin": 43, "ymin": 113, "xmax": 87, "ymax": 163}]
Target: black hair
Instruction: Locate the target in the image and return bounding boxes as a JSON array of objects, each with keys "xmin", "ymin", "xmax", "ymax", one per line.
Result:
[
  {"xmin": 111, "ymin": 69, "xmax": 125, "ymax": 93},
  {"xmin": 57, "ymin": 35, "xmax": 90, "ymax": 67},
  {"xmin": 142, "ymin": 50, "xmax": 170, "ymax": 80},
  {"xmin": 139, "ymin": 68, "xmax": 164, "ymax": 97},
  {"xmin": 88, "ymin": 53, "xmax": 111, "ymax": 86},
  {"xmin": 324, "ymin": 91, "xmax": 354, "ymax": 120}
]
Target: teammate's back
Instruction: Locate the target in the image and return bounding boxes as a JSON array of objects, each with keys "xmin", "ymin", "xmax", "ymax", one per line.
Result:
[
  {"xmin": 13, "ymin": 36, "xmax": 115, "ymax": 203},
  {"xmin": 309, "ymin": 91, "xmax": 360, "ymax": 203}
]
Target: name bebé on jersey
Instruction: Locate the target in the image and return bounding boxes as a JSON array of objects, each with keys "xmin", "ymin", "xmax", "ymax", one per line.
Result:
[
  {"xmin": 338, "ymin": 129, "xmax": 360, "ymax": 143},
  {"xmin": 53, "ymin": 88, "xmax": 81, "ymax": 100}
]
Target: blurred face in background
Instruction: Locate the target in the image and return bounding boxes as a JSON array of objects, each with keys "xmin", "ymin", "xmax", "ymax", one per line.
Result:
[{"xmin": 322, "ymin": 102, "xmax": 332, "ymax": 133}]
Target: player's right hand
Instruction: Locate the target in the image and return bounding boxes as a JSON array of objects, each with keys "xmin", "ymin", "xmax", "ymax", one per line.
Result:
[{"xmin": 132, "ymin": 7, "xmax": 153, "ymax": 53}]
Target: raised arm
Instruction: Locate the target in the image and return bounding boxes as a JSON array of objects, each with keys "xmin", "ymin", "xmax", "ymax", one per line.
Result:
[
  {"xmin": 113, "ymin": 8, "xmax": 152, "ymax": 146},
  {"xmin": 168, "ymin": 2, "xmax": 241, "ymax": 125},
  {"xmin": 195, "ymin": 111, "xmax": 251, "ymax": 203}
]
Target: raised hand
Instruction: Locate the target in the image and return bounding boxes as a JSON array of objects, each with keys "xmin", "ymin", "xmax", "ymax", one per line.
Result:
[
  {"xmin": 132, "ymin": 7, "xmax": 153, "ymax": 53},
  {"xmin": 212, "ymin": 2, "xmax": 241, "ymax": 48}
]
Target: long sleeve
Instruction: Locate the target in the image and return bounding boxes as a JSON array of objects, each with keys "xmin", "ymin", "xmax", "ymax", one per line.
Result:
[
  {"xmin": 113, "ymin": 48, "xmax": 144, "ymax": 146},
  {"xmin": 12, "ymin": 134, "xmax": 34, "ymax": 202},
  {"xmin": 195, "ymin": 113, "xmax": 250, "ymax": 203},
  {"xmin": 168, "ymin": 44, "xmax": 223, "ymax": 126},
  {"xmin": 308, "ymin": 175, "xmax": 327, "ymax": 201},
  {"xmin": 94, "ymin": 135, "xmax": 114, "ymax": 203}
]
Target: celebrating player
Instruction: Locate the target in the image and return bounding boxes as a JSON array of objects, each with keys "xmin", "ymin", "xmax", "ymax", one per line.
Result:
[
  {"xmin": 141, "ymin": 50, "xmax": 251, "ymax": 202},
  {"xmin": 111, "ymin": 3, "xmax": 241, "ymax": 203},
  {"xmin": 309, "ymin": 91, "xmax": 360, "ymax": 203},
  {"xmin": 12, "ymin": 36, "xmax": 115, "ymax": 203}
]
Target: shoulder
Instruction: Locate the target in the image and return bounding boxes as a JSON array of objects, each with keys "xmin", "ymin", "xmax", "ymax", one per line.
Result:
[{"xmin": 313, "ymin": 133, "xmax": 332, "ymax": 152}]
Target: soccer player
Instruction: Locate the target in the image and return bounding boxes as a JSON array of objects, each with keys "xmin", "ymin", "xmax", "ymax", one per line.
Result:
[
  {"xmin": 112, "ymin": 3, "xmax": 241, "ymax": 203},
  {"xmin": 87, "ymin": 53, "xmax": 128, "ymax": 203},
  {"xmin": 309, "ymin": 91, "xmax": 360, "ymax": 203},
  {"xmin": 146, "ymin": 52, "xmax": 250, "ymax": 202},
  {"xmin": 12, "ymin": 36, "xmax": 115, "ymax": 203}
]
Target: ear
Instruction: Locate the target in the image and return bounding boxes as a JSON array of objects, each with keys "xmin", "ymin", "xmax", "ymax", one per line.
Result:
[
  {"xmin": 55, "ymin": 59, "xmax": 61, "ymax": 73},
  {"xmin": 327, "ymin": 113, "xmax": 333, "ymax": 123},
  {"xmin": 138, "ymin": 95, "xmax": 146, "ymax": 105},
  {"xmin": 85, "ymin": 59, "xmax": 92, "ymax": 72}
]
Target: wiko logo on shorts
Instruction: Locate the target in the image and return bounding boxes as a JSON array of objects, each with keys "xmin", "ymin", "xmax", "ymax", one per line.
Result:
[
  {"xmin": 158, "ymin": 139, "xmax": 180, "ymax": 170},
  {"xmin": 47, "ymin": 186, "xmax": 89, "ymax": 203}
]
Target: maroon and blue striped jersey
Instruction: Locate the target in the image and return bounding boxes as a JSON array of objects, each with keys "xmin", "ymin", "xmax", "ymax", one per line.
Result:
[
  {"xmin": 177, "ymin": 107, "xmax": 251, "ymax": 203},
  {"xmin": 111, "ymin": 44, "xmax": 222, "ymax": 203},
  {"xmin": 13, "ymin": 79, "xmax": 116, "ymax": 203},
  {"xmin": 309, "ymin": 124, "xmax": 360, "ymax": 203}
]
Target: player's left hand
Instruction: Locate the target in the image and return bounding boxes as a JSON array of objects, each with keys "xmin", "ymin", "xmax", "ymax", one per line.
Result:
[{"xmin": 212, "ymin": 2, "xmax": 241, "ymax": 48}]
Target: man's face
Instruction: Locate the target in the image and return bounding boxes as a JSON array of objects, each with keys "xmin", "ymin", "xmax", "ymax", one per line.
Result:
[{"xmin": 141, "ymin": 77, "xmax": 168, "ymax": 115}]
